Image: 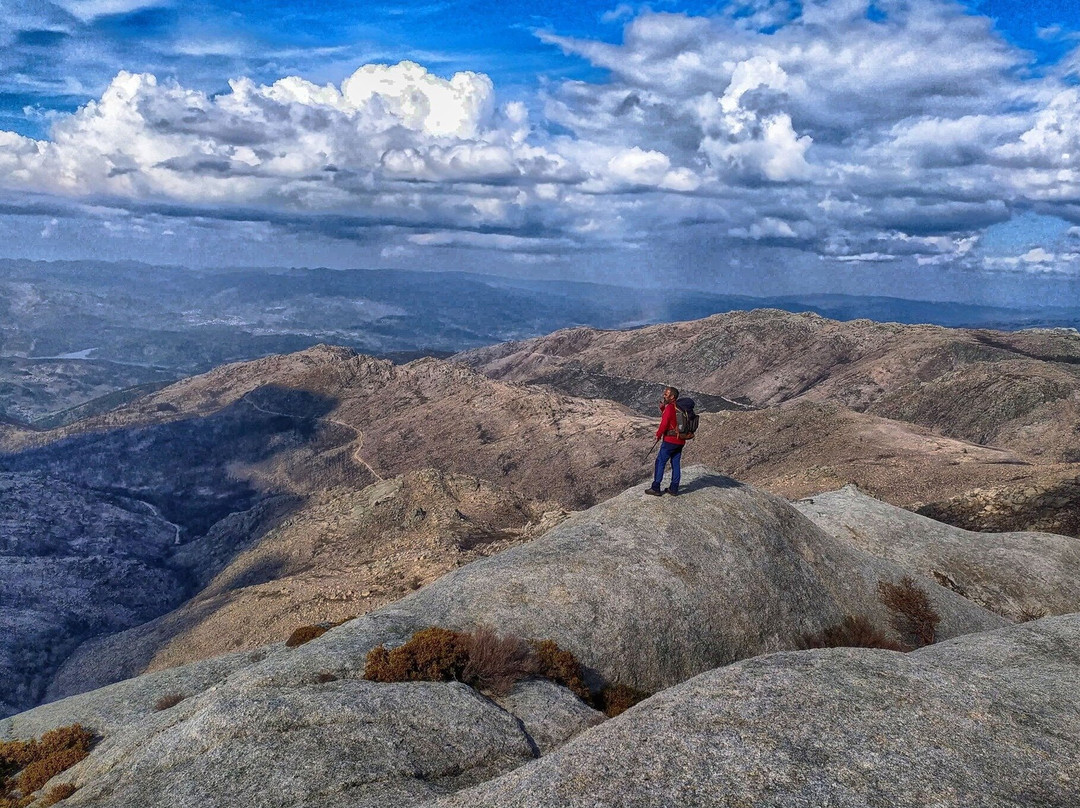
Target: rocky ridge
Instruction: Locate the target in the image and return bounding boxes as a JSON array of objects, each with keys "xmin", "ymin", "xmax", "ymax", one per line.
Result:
[
  {"xmin": 0, "ymin": 469, "xmax": 1055, "ymax": 808},
  {"xmin": 796, "ymin": 484, "xmax": 1080, "ymax": 620},
  {"xmin": 459, "ymin": 309, "xmax": 1080, "ymax": 462},
  {"xmin": 0, "ymin": 472, "xmax": 185, "ymax": 715}
]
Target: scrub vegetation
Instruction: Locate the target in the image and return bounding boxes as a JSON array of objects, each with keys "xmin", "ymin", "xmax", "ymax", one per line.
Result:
[{"xmin": 364, "ymin": 626, "xmax": 651, "ymax": 717}]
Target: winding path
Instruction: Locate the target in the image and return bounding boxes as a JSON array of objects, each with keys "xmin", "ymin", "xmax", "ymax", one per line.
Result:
[{"xmin": 239, "ymin": 393, "xmax": 385, "ymax": 482}]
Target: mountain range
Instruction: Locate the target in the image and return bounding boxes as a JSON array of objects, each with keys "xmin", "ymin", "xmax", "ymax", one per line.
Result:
[{"xmin": 1, "ymin": 307, "xmax": 1078, "ymax": 807}]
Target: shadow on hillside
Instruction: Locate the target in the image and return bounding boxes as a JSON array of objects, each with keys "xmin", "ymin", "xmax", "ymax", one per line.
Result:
[
  {"xmin": 0, "ymin": 385, "xmax": 355, "ymax": 536},
  {"xmin": 678, "ymin": 472, "xmax": 743, "ymax": 494},
  {"xmin": 0, "ymin": 385, "xmax": 377, "ymax": 709}
]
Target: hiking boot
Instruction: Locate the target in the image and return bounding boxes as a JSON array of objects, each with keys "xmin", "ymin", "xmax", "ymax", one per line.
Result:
[
  {"xmin": 664, "ymin": 488, "xmax": 679, "ymax": 496},
  {"xmin": 644, "ymin": 487, "xmax": 663, "ymax": 497}
]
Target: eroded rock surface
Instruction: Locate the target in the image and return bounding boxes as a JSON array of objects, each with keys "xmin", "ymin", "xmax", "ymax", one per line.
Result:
[
  {"xmin": 0, "ymin": 469, "xmax": 1019, "ymax": 808},
  {"xmin": 432, "ymin": 615, "xmax": 1080, "ymax": 808},
  {"xmin": 796, "ymin": 484, "xmax": 1080, "ymax": 620}
]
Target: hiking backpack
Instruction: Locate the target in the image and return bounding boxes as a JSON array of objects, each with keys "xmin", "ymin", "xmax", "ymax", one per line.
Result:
[{"xmin": 675, "ymin": 397, "xmax": 699, "ymax": 439}]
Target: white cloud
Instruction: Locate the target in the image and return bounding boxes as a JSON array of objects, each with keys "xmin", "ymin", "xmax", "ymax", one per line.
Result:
[
  {"xmin": 55, "ymin": 0, "xmax": 168, "ymax": 23},
  {"xmin": 729, "ymin": 216, "xmax": 799, "ymax": 240},
  {"xmin": 983, "ymin": 247, "xmax": 1080, "ymax": 273},
  {"xmin": 5, "ymin": 1, "xmax": 1080, "ymax": 272}
]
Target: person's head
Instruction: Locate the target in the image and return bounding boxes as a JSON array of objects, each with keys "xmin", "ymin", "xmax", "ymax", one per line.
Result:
[{"xmin": 662, "ymin": 386, "xmax": 679, "ymax": 404}]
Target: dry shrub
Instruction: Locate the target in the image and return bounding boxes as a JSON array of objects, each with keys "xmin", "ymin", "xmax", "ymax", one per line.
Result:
[
  {"xmin": 877, "ymin": 577, "xmax": 940, "ymax": 648},
  {"xmin": 314, "ymin": 672, "xmax": 338, "ymax": 684},
  {"xmin": 0, "ymin": 725, "xmax": 94, "ymax": 803},
  {"xmin": 530, "ymin": 639, "xmax": 590, "ymax": 702},
  {"xmin": 801, "ymin": 615, "xmax": 905, "ymax": 652},
  {"xmin": 38, "ymin": 783, "xmax": 77, "ymax": 806},
  {"xmin": 364, "ymin": 628, "xmax": 470, "ymax": 684},
  {"xmin": 286, "ymin": 624, "xmax": 330, "ymax": 648},
  {"xmin": 1018, "ymin": 607, "xmax": 1048, "ymax": 623},
  {"xmin": 597, "ymin": 684, "xmax": 650, "ymax": 717},
  {"xmin": 462, "ymin": 626, "xmax": 538, "ymax": 696},
  {"xmin": 364, "ymin": 628, "xmax": 594, "ymax": 703},
  {"xmin": 154, "ymin": 693, "xmax": 184, "ymax": 711}
]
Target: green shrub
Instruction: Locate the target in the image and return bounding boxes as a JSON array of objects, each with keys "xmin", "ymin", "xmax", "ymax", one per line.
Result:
[
  {"xmin": 801, "ymin": 615, "xmax": 905, "ymax": 652},
  {"xmin": 877, "ymin": 577, "xmax": 940, "ymax": 649}
]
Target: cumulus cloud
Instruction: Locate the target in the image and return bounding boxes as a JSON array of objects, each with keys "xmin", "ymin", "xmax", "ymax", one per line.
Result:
[
  {"xmin": 984, "ymin": 247, "xmax": 1080, "ymax": 273},
  {"xmin": 5, "ymin": 0, "xmax": 1080, "ymax": 274}
]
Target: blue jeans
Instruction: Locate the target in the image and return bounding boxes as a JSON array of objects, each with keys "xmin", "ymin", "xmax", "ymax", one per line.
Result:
[{"xmin": 652, "ymin": 441, "xmax": 682, "ymax": 492}]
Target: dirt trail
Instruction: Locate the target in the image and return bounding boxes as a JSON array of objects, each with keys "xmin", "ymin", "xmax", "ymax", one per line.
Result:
[{"xmin": 239, "ymin": 394, "xmax": 385, "ymax": 482}]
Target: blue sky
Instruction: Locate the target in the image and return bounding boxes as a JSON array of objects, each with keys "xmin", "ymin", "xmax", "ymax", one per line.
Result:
[{"xmin": 3, "ymin": 0, "xmax": 1080, "ymax": 306}]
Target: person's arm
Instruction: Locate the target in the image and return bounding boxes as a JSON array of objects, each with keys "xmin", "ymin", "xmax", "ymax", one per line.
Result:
[{"xmin": 656, "ymin": 403, "xmax": 675, "ymax": 439}]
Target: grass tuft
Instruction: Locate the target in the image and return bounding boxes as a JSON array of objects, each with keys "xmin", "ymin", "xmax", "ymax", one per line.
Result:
[{"xmin": 153, "ymin": 693, "xmax": 184, "ymax": 711}]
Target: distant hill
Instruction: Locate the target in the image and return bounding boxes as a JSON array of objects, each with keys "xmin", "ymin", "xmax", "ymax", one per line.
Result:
[
  {"xmin": 3, "ymin": 258, "xmax": 1077, "ymax": 422},
  {"xmin": 459, "ymin": 308, "xmax": 1080, "ymax": 463}
]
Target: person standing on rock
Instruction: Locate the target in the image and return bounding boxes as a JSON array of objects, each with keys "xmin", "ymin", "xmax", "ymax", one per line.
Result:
[{"xmin": 646, "ymin": 386, "xmax": 686, "ymax": 497}]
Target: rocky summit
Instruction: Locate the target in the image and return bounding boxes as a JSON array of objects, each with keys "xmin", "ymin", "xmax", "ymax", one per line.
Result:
[{"xmin": 3, "ymin": 468, "xmax": 1053, "ymax": 808}]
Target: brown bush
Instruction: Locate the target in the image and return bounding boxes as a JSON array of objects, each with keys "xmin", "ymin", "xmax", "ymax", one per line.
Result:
[
  {"xmin": 0, "ymin": 739, "xmax": 36, "ymax": 771},
  {"xmin": 364, "ymin": 628, "xmax": 470, "ymax": 684},
  {"xmin": 363, "ymin": 628, "xmax": 596, "ymax": 704},
  {"xmin": 877, "ymin": 577, "xmax": 940, "ymax": 648},
  {"xmin": 314, "ymin": 672, "xmax": 339, "ymax": 684},
  {"xmin": 0, "ymin": 725, "xmax": 94, "ymax": 803},
  {"xmin": 530, "ymin": 639, "xmax": 590, "ymax": 702},
  {"xmin": 285, "ymin": 624, "xmax": 330, "ymax": 648},
  {"xmin": 597, "ymin": 683, "xmax": 650, "ymax": 717},
  {"xmin": 801, "ymin": 615, "xmax": 905, "ymax": 652},
  {"xmin": 38, "ymin": 783, "xmax": 77, "ymax": 806},
  {"xmin": 154, "ymin": 693, "xmax": 184, "ymax": 711},
  {"xmin": 20, "ymin": 748, "xmax": 84, "ymax": 796},
  {"xmin": 462, "ymin": 626, "xmax": 538, "ymax": 696},
  {"xmin": 1018, "ymin": 607, "xmax": 1048, "ymax": 623}
]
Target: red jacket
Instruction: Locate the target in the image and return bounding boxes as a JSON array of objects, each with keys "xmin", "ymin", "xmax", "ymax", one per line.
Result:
[{"xmin": 656, "ymin": 402, "xmax": 685, "ymax": 446}]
